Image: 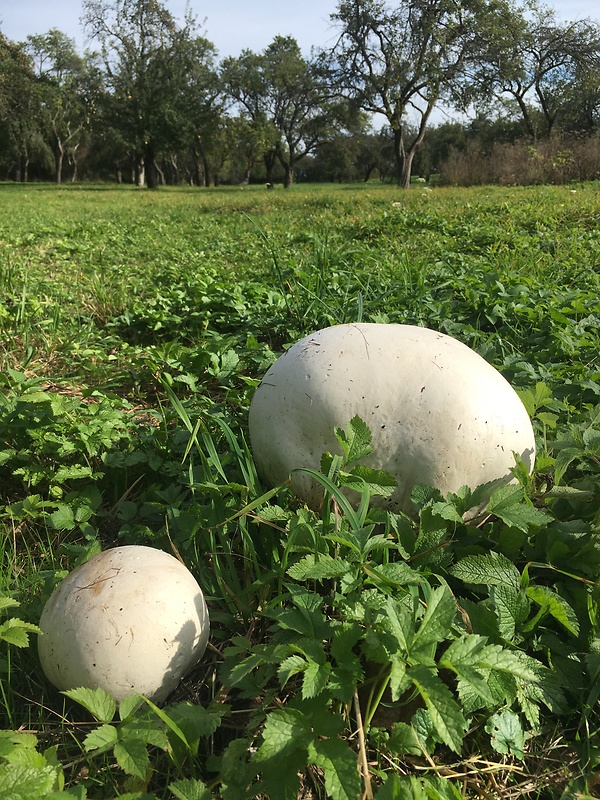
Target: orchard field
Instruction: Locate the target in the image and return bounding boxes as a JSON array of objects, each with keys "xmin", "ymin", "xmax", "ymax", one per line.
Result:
[{"xmin": 0, "ymin": 181, "xmax": 599, "ymax": 799}]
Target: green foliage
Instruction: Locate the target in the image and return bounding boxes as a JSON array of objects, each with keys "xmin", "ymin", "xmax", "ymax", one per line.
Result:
[{"xmin": 0, "ymin": 183, "xmax": 599, "ymax": 798}]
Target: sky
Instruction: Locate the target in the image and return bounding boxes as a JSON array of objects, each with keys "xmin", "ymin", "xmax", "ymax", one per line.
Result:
[
  {"xmin": 0, "ymin": 1, "xmax": 341, "ymax": 57},
  {"xmin": 2, "ymin": 0, "xmax": 599, "ymax": 60}
]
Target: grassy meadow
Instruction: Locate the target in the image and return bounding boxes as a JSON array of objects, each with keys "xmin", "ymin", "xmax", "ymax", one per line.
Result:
[{"xmin": 0, "ymin": 180, "xmax": 599, "ymax": 799}]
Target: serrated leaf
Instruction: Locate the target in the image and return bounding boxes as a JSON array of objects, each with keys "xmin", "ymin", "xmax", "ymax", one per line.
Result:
[
  {"xmin": 389, "ymin": 654, "xmax": 409, "ymax": 701},
  {"xmin": 366, "ymin": 562, "xmax": 422, "ymax": 588},
  {"xmin": 335, "ymin": 415, "xmax": 373, "ymax": 465},
  {"xmin": 412, "ymin": 586, "xmax": 456, "ymax": 650},
  {"xmin": 62, "ymin": 687, "xmax": 116, "ymax": 723},
  {"xmin": 119, "ymin": 694, "xmax": 144, "ymax": 721},
  {"xmin": 0, "ymin": 763, "xmax": 57, "ymax": 796},
  {"xmin": 553, "ymin": 447, "xmax": 583, "ymax": 484},
  {"xmin": 169, "ymin": 777, "xmax": 211, "ymax": 800},
  {"xmin": 114, "ymin": 737, "xmax": 150, "ymax": 779},
  {"xmin": 302, "ymin": 659, "xmax": 331, "ymax": 699},
  {"xmin": 49, "ymin": 505, "xmax": 75, "ymax": 531},
  {"xmin": 388, "ymin": 722, "xmax": 422, "ymax": 756},
  {"xmin": 278, "ymin": 654, "xmax": 307, "ymax": 687},
  {"xmin": 477, "ymin": 647, "xmax": 540, "ymax": 683},
  {"xmin": 491, "ymin": 585, "xmax": 530, "ymax": 641},
  {"xmin": 254, "ymin": 709, "xmax": 311, "ymax": 762},
  {"xmin": 83, "ymin": 724, "xmax": 118, "ymax": 753},
  {"xmin": 308, "ymin": 737, "xmax": 362, "ymax": 800},
  {"xmin": 0, "ymin": 618, "xmax": 41, "ymax": 647},
  {"xmin": 287, "ymin": 554, "xmax": 351, "ymax": 581},
  {"xmin": 0, "ymin": 597, "xmax": 20, "ymax": 612},
  {"xmin": 526, "ymin": 585, "xmax": 580, "ymax": 635},
  {"xmin": 408, "ymin": 665, "xmax": 467, "ymax": 753},
  {"xmin": 486, "ymin": 710, "xmax": 524, "ymax": 759},
  {"xmin": 450, "ymin": 552, "xmax": 520, "ymax": 590},
  {"xmin": 487, "ymin": 485, "xmax": 549, "ymax": 532},
  {"xmin": 346, "ymin": 465, "xmax": 397, "ymax": 496}
]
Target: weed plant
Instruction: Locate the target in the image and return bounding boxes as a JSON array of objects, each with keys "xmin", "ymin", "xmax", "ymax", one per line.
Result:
[{"xmin": 0, "ymin": 182, "xmax": 598, "ymax": 798}]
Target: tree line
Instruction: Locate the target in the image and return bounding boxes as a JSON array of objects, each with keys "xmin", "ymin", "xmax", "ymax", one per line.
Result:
[{"xmin": 1, "ymin": 0, "xmax": 599, "ymax": 188}]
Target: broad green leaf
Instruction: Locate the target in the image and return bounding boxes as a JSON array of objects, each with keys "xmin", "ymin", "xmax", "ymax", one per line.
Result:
[
  {"xmin": 477, "ymin": 647, "xmax": 540, "ymax": 683},
  {"xmin": 389, "ymin": 654, "xmax": 409, "ymax": 701},
  {"xmin": 254, "ymin": 709, "xmax": 311, "ymax": 762},
  {"xmin": 49, "ymin": 505, "xmax": 75, "ymax": 531},
  {"xmin": 169, "ymin": 777, "xmax": 211, "ymax": 800},
  {"xmin": 450, "ymin": 552, "xmax": 520, "ymax": 590},
  {"xmin": 412, "ymin": 586, "xmax": 456, "ymax": 650},
  {"xmin": 335, "ymin": 415, "xmax": 373, "ymax": 465},
  {"xmin": 487, "ymin": 485, "xmax": 548, "ymax": 532},
  {"xmin": 83, "ymin": 724, "xmax": 118, "ymax": 753},
  {"xmin": 119, "ymin": 694, "xmax": 144, "ymax": 721},
  {"xmin": 308, "ymin": 737, "xmax": 362, "ymax": 800},
  {"xmin": 486, "ymin": 710, "xmax": 524, "ymax": 759},
  {"xmin": 0, "ymin": 618, "xmax": 41, "ymax": 647},
  {"xmin": 491, "ymin": 585, "xmax": 530, "ymax": 641},
  {"xmin": 1, "ymin": 744, "xmax": 46, "ymax": 769},
  {"xmin": 346, "ymin": 464, "xmax": 397, "ymax": 496},
  {"xmin": 287, "ymin": 554, "xmax": 351, "ymax": 581},
  {"xmin": 0, "ymin": 763, "xmax": 57, "ymax": 796},
  {"xmin": 0, "ymin": 597, "xmax": 20, "ymax": 612},
  {"xmin": 168, "ymin": 702, "xmax": 227, "ymax": 741},
  {"xmin": 114, "ymin": 737, "xmax": 150, "ymax": 779},
  {"xmin": 553, "ymin": 446, "xmax": 583, "ymax": 485},
  {"xmin": 383, "ymin": 597, "xmax": 412, "ymax": 652},
  {"xmin": 63, "ymin": 687, "xmax": 116, "ymax": 723},
  {"xmin": 278, "ymin": 654, "xmax": 306, "ymax": 687},
  {"xmin": 365, "ymin": 562, "xmax": 422, "ymax": 588},
  {"xmin": 302, "ymin": 659, "xmax": 331, "ymax": 699},
  {"xmin": 408, "ymin": 665, "xmax": 467, "ymax": 753},
  {"xmin": 526, "ymin": 585, "xmax": 580, "ymax": 635},
  {"xmin": 388, "ymin": 722, "xmax": 422, "ymax": 756}
]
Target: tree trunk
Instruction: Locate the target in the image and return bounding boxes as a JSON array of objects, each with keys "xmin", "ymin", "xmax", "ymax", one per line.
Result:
[
  {"xmin": 393, "ymin": 127, "xmax": 405, "ymax": 188},
  {"xmin": 135, "ymin": 155, "xmax": 145, "ymax": 187},
  {"xmin": 145, "ymin": 144, "xmax": 158, "ymax": 189},
  {"xmin": 264, "ymin": 149, "xmax": 277, "ymax": 185},
  {"xmin": 283, "ymin": 163, "xmax": 293, "ymax": 188},
  {"xmin": 54, "ymin": 141, "xmax": 64, "ymax": 184}
]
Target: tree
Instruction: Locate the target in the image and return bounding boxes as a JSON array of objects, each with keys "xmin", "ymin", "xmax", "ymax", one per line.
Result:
[
  {"xmin": 469, "ymin": 1, "xmax": 600, "ymax": 139},
  {"xmin": 25, "ymin": 29, "xmax": 99, "ymax": 183},
  {"xmin": 326, "ymin": 0, "xmax": 496, "ymax": 188},
  {"xmin": 0, "ymin": 33, "xmax": 42, "ymax": 181},
  {"xmin": 222, "ymin": 36, "xmax": 345, "ymax": 188},
  {"xmin": 82, "ymin": 0, "xmax": 215, "ymax": 188}
]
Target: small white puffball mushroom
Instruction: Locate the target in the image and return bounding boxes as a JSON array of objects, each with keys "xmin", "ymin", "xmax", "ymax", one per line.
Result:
[
  {"xmin": 38, "ymin": 545, "xmax": 209, "ymax": 703},
  {"xmin": 249, "ymin": 323, "xmax": 536, "ymax": 516}
]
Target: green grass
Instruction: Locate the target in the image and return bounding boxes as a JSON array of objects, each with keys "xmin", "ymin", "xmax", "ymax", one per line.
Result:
[{"xmin": 0, "ymin": 181, "xmax": 599, "ymax": 799}]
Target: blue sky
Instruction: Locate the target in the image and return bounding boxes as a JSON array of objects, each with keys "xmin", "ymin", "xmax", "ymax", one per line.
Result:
[
  {"xmin": 0, "ymin": 0, "xmax": 340, "ymax": 56},
  {"xmin": 2, "ymin": 0, "xmax": 598, "ymax": 58}
]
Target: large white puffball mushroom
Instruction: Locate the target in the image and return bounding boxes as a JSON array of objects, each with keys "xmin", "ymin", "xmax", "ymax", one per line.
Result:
[
  {"xmin": 249, "ymin": 323, "xmax": 535, "ymax": 515},
  {"xmin": 38, "ymin": 546, "xmax": 210, "ymax": 703}
]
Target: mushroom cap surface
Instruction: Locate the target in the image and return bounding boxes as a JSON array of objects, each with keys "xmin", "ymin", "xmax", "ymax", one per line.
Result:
[
  {"xmin": 249, "ymin": 323, "xmax": 535, "ymax": 514},
  {"xmin": 38, "ymin": 545, "xmax": 209, "ymax": 703}
]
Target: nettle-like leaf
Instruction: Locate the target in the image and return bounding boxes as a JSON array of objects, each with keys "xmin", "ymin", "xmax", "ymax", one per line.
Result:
[
  {"xmin": 408, "ymin": 665, "xmax": 467, "ymax": 753},
  {"xmin": 486, "ymin": 485, "xmax": 549, "ymax": 532},
  {"xmin": 490, "ymin": 584, "xmax": 530, "ymax": 641},
  {"xmin": 525, "ymin": 585, "xmax": 580, "ymax": 635},
  {"xmin": 169, "ymin": 777, "xmax": 211, "ymax": 800},
  {"xmin": 0, "ymin": 617, "xmax": 42, "ymax": 648},
  {"xmin": 450, "ymin": 551, "xmax": 521, "ymax": 590},
  {"xmin": 411, "ymin": 585, "xmax": 457, "ymax": 651},
  {"xmin": 63, "ymin": 687, "xmax": 116, "ymax": 724},
  {"xmin": 307, "ymin": 737, "xmax": 362, "ymax": 800},
  {"xmin": 286, "ymin": 553, "xmax": 352, "ymax": 581},
  {"xmin": 334, "ymin": 415, "xmax": 373, "ymax": 465},
  {"xmin": 486, "ymin": 709, "xmax": 525, "ymax": 760}
]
